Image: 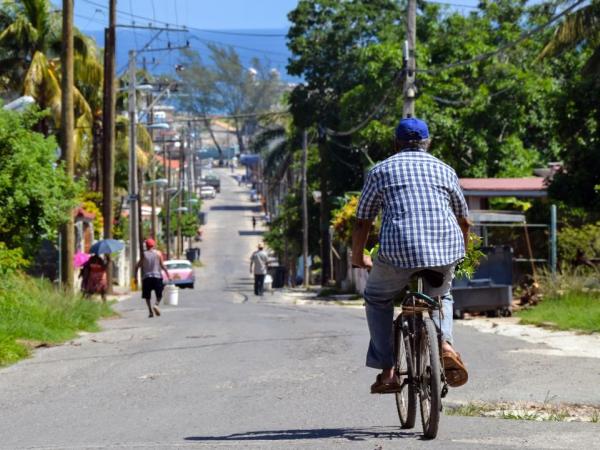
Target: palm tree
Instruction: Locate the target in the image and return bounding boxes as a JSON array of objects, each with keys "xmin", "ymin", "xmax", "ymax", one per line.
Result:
[
  {"xmin": 538, "ymin": 1, "xmax": 600, "ymax": 75},
  {"xmin": 0, "ymin": 0, "xmax": 95, "ymax": 170},
  {"xmin": 251, "ymin": 126, "xmax": 303, "ymax": 214}
]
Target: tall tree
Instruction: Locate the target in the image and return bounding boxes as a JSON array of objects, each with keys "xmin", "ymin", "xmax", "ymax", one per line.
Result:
[
  {"xmin": 179, "ymin": 44, "xmax": 283, "ymax": 158},
  {"xmin": 60, "ymin": 0, "xmax": 74, "ymax": 289},
  {"xmin": 0, "ymin": 0, "xmax": 98, "ymax": 174},
  {"xmin": 287, "ymin": 0, "xmax": 402, "ymax": 284}
]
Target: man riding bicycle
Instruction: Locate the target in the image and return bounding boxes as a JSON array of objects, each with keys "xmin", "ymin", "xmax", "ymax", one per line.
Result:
[{"xmin": 352, "ymin": 118, "xmax": 470, "ymax": 394}]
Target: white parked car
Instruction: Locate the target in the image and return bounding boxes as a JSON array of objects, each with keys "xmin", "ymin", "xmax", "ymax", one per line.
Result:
[{"xmin": 200, "ymin": 185, "xmax": 216, "ymax": 199}]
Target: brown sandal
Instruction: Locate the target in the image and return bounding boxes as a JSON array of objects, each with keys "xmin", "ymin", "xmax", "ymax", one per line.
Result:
[
  {"xmin": 370, "ymin": 374, "xmax": 402, "ymax": 394},
  {"xmin": 443, "ymin": 351, "xmax": 468, "ymax": 387}
]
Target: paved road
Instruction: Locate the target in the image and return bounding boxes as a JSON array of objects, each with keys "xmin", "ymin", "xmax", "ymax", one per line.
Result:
[{"xmin": 0, "ymin": 169, "xmax": 598, "ymax": 449}]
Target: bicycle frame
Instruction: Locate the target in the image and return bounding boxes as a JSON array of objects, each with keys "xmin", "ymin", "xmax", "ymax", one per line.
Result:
[{"xmin": 395, "ymin": 279, "xmax": 448, "ymax": 397}]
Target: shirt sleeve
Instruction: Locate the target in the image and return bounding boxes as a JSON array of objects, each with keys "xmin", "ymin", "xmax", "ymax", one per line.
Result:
[
  {"xmin": 449, "ymin": 172, "xmax": 469, "ymax": 218},
  {"xmin": 356, "ymin": 167, "xmax": 382, "ymax": 220}
]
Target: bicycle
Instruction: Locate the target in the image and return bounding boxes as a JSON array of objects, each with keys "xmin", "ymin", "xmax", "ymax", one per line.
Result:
[{"xmin": 393, "ymin": 269, "xmax": 448, "ymax": 440}]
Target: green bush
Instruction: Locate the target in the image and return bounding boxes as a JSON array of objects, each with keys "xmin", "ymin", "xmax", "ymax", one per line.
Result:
[
  {"xmin": 0, "ymin": 107, "xmax": 79, "ymax": 256},
  {"xmin": 0, "ymin": 242, "xmax": 29, "ymax": 275},
  {"xmin": 0, "ymin": 273, "xmax": 114, "ymax": 366},
  {"xmin": 558, "ymin": 222, "xmax": 600, "ymax": 263}
]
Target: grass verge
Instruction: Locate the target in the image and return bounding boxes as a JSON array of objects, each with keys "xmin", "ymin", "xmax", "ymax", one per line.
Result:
[
  {"xmin": 446, "ymin": 401, "xmax": 600, "ymax": 423},
  {"xmin": 0, "ymin": 273, "xmax": 114, "ymax": 366},
  {"xmin": 516, "ymin": 290, "xmax": 600, "ymax": 333}
]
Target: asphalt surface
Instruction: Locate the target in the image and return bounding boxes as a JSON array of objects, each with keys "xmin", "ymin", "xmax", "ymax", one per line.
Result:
[{"xmin": 1, "ymin": 168, "xmax": 599, "ymax": 449}]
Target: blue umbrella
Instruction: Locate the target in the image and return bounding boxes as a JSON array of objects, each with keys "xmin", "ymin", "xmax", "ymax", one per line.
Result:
[{"xmin": 90, "ymin": 239, "xmax": 125, "ymax": 255}]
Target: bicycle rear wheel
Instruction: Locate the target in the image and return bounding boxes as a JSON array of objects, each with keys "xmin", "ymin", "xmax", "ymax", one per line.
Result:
[
  {"xmin": 419, "ymin": 317, "xmax": 442, "ymax": 439},
  {"xmin": 394, "ymin": 319, "xmax": 417, "ymax": 429}
]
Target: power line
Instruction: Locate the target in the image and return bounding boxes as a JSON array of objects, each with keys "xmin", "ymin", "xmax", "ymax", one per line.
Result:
[
  {"xmin": 323, "ymin": 0, "xmax": 585, "ymax": 137},
  {"xmin": 188, "ymin": 35, "xmax": 290, "ymax": 59},
  {"xmin": 324, "ymin": 70, "xmax": 404, "ymax": 137},
  {"xmin": 80, "ymin": 0, "xmax": 287, "ymax": 37}
]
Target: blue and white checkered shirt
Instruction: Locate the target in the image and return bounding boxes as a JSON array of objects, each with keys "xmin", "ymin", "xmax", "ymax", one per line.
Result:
[{"xmin": 356, "ymin": 150, "xmax": 468, "ymax": 268}]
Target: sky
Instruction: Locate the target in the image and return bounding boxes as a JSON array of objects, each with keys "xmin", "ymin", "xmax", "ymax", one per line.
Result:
[
  {"xmin": 47, "ymin": 0, "xmax": 485, "ymax": 80},
  {"xmin": 61, "ymin": 0, "xmax": 300, "ymax": 31},
  {"xmin": 55, "ymin": 0, "xmax": 484, "ymax": 31}
]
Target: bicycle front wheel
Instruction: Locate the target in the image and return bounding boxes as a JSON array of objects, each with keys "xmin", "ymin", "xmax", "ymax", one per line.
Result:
[
  {"xmin": 418, "ymin": 317, "xmax": 442, "ymax": 439},
  {"xmin": 394, "ymin": 320, "xmax": 417, "ymax": 429}
]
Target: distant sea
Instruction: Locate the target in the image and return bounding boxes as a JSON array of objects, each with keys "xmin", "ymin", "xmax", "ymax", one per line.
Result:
[{"xmin": 84, "ymin": 28, "xmax": 299, "ymax": 82}]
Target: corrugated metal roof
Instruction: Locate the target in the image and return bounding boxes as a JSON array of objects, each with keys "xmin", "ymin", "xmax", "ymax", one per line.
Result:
[{"xmin": 460, "ymin": 178, "xmax": 546, "ymax": 192}]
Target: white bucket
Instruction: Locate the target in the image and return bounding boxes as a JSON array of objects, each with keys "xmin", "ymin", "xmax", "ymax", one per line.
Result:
[
  {"xmin": 264, "ymin": 274, "xmax": 273, "ymax": 293},
  {"xmin": 164, "ymin": 284, "xmax": 179, "ymax": 306}
]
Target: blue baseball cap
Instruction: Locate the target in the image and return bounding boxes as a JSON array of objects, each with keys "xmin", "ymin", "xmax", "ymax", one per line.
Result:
[{"xmin": 395, "ymin": 118, "xmax": 429, "ymax": 141}]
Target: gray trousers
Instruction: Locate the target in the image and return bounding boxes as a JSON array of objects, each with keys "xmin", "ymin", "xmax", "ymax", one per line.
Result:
[{"xmin": 364, "ymin": 258, "xmax": 456, "ymax": 369}]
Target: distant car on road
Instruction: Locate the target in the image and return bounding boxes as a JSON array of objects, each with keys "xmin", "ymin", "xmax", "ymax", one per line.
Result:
[
  {"xmin": 163, "ymin": 259, "xmax": 195, "ymax": 289},
  {"xmin": 200, "ymin": 185, "xmax": 216, "ymax": 199},
  {"xmin": 202, "ymin": 174, "xmax": 221, "ymax": 193}
]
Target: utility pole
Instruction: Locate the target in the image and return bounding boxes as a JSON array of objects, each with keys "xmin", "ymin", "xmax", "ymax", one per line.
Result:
[
  {"xmin": 60, "ymin": 0, "xmax": 75, "ymax": 290},
  {"xmin": 318, "ymin": 127, "xmax": 331, "ymax": 286},
  {"xmin": 177, "ymin": 137, "xmax": 184, "ymax": 257},
  {"xmin": 403, "ymin": 0, "xmax": 417, "ymax": 118},
  {"xmin": 128, "ymin": 50, "xmax": 139, "ymax": 289},
  {"xmin": 550, "ymin": 204, "xmax": 557, "ymax": 276},
  {"xmin": 102, "ymin": 0, "xmax": 117, "ymax": 293},
  {"xmin": 187, "ymin": 123, "xmax": 195, "ymax": 251},
  {"xmin": 166, "ymin": 144, "xmax": 172, "ymax": 260},
  {"xmin": 301, "ymin": 130, "xmax": 309, "ymax": 288}
]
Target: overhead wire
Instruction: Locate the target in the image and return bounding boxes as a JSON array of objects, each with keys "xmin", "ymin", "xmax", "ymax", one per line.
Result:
[
  {"xmin": 80, "ymin": 0, "xmax": 286, "ymax": 37},
  {"xmin": 323, "ymin": 0, "xmax": 586, "ymax": 137},
  {"xmin": 324, "ymin": 70, "xmax": 403, "ymax": 137},
  {"xmin": 417, "ymin": 0, "xmax": 586, "ymax": 74}
]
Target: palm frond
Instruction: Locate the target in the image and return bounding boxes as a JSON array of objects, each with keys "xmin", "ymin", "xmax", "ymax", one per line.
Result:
[
  {"xmin": 251, "ymin": 126, "xmax": 286, "ymax": 153},
  {"xmin": 0, "ymin": 15, "xmax": 38, "ymax": 50},
  {"xmin": 263, "ymin": 140, "xmax": 289, "ymax": 176},
  {"xmin": 538, "ymin": 2, "xmax": 600, "ymax": 61}
]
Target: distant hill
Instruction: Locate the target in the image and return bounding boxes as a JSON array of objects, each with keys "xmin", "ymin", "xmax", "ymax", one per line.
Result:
[{"xmin": 84, "ymin": 28, "xmax": 297, "ymax": 81}]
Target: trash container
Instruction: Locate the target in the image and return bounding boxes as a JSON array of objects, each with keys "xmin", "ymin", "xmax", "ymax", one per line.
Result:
[
  {"xmin": 268, "ymin": 266, "xmax": 287, "ymax": 288},
  {"xmin": 198, "ymin": 211, "xmax": 207, "ymax": 225},
  {"xmin": 186, "ymin": 248, "xmax": 200, "ymax": 262},
  {"xmin": 452, "ymin": 246, "xmax": 513, "ymax": 318}
]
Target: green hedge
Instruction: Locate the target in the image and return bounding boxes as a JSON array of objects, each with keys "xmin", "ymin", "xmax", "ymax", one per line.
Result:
[{"xmin": 0, "ymin": 273, "xmax": 114, "ymax": 366}]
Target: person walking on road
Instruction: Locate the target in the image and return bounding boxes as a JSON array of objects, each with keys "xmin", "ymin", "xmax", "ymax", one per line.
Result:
[
  {"xmin": 252, "ymin": 216, "xmax": 257, "ymax": 230},
  {"xmin": 352, "ymin": 117, "xmax": 470, "ymax": 393},
  {"xmin": 250, "ymin": 243, "xmax": 269, "ymax": 296},
  {"xmin": 136, "ymin": 238, "xmax": 171, "ymax": 318}
]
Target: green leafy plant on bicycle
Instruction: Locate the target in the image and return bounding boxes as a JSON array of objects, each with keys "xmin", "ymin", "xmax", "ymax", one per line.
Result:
[
  {"xmin": 455, "ymin": 233, "xmax": 485, "ymax": 279},
  {"xmin": 363, "ymin": 233, "xmax": 484, "ymax": 280}
]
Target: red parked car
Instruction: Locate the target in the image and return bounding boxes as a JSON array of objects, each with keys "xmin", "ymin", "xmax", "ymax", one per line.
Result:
[{"xmin": 163, "ymin": 259, "xmax": 195, "ymax": 289}]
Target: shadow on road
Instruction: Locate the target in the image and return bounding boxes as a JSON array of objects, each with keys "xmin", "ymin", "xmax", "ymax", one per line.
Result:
[
  {"xmin": 239, "ymin": 230, "xmax": 265, "ymax": 236},
  {"xmin": 185, "ymin": 426, "xmax": 418, "ymax": 442},
  {"xmin": 210, "ymin": 205, "xmax": 262, "ymax": 212}
]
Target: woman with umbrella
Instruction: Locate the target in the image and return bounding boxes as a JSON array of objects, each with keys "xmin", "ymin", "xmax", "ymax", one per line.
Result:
[
  {"xmin": 80, "ymin": 239, "xmax": 124, "ymax": 302},
  {"xmin": 80, "ymin": 254, "xmax": 108, "ymax": 302}
]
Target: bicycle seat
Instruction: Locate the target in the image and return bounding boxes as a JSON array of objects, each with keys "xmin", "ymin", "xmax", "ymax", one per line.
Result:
[{"xmin": 412, "ymin": 269, "xmax": 445, "ymax": 288}]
